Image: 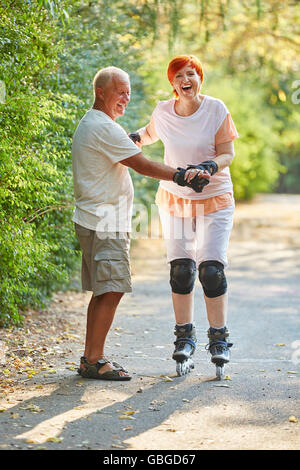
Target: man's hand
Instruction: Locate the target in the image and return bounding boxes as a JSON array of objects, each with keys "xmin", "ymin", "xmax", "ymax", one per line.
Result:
[{"xmin": 173, "ymin": 167, "xmax": 210, "ymax": 193}]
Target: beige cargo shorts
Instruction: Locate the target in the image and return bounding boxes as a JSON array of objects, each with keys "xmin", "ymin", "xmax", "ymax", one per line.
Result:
[{"xmin": 75, "ymin": 223, "xmax": 132, "ymax": 297}]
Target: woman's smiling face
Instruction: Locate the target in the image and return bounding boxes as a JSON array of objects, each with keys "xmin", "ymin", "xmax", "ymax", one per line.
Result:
[{"xmin": 171, "ymin": 63, "xmax": 202, "ymax": 100}]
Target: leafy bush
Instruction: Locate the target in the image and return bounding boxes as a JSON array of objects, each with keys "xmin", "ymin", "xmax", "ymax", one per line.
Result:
[
  {"xmin": 0, "ymin": 0, "xmax": 83, "ymax": 325},
  {"xmin": 0, "ymin": 0, "xmax": 155, "ymax": 325}
]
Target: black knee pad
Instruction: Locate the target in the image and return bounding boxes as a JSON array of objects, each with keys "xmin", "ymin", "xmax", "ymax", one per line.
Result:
[
  {"xmin": 170, "ymin": 258, "xmax": 197, "ymax": 294},
  {"xmin": 198, "ymin": 260, "xmax": 227, "ymax": 298}
]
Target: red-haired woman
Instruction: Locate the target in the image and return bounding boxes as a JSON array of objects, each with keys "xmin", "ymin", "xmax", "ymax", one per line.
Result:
[{"xmin": 130, "ymin": 55, "xmax": 238, "ymax": 379}]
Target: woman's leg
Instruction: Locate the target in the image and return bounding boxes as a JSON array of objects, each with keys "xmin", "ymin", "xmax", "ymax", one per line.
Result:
[
  {"xmin": 204, "ymin": 292, "xmax": 228, "ymax": 328},
  {"xmin": 159, "ymin": 208, "xmax": 198, "ymax": 374},
  {"xmin": 172, "ymin": 291, "xmax": 194, "ymax": 324},
  {"xmin": 195, "ymin": 205, "xmax": 234, "ymax": 375},
  {"xmin": 159, "ymin": 208, "xmax": 197, "ymax": 324},
  {"xmin": 196, "ymin": 205, "xmax": 234, "ymax": 327}
]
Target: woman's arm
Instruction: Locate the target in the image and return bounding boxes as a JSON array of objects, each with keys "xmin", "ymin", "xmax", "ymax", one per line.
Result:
[
  {"xmin": 135, "ymin": 115, "xmax": 159, "ymax": 147},
  {"xmin": 184, "ymin": 141, "xmax": 235, "ymax": 182},
  {"xmin": 214, "ymin": 141, "xmax": 235, "ymax": 172}
]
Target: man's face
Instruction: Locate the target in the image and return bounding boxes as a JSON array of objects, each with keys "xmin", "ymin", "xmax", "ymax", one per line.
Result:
[{"xmin": 100, "ymin": 74, "xmax": 131, "ymax": 121}]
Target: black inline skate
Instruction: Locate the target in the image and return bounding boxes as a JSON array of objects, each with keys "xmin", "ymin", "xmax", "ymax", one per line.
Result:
[
  {"xmin": 206, "ymin": 326, "xmax": 233, "ymax": 380},
  {"xmin": 173, "ymin": 323, "xmax": 197, "ymax": 376}
]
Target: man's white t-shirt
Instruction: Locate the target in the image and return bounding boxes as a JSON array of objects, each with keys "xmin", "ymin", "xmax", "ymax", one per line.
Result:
[{"xmin": 72, "ymin": 109, "xmax": 139, "ymax": 232}]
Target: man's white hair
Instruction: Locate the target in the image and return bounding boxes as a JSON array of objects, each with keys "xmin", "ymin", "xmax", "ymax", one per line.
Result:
[{"xmin": 93, "ymin": 66, "xmax": 129, "ymax": 96}]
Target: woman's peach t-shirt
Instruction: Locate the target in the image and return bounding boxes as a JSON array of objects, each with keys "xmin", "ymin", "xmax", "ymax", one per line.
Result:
[{"xmin": 152, "ymin": 96, "xmax": 238, "ymax": 217}]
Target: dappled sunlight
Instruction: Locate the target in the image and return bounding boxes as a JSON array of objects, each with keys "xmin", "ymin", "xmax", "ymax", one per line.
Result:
[
  {"xmin": 123, "ymin": 399, "xmax": 298, "ymax": 450},
  {"xmin": 0, "ymin": 384, "xmax": 58, "ymax": 410},
  {"xmin": 15, "ymin": 389, "xmax": 130, "ymax": 444},
  {"xmin": 1, "ymin": 195, "xmax": 299, "ymax": 450}
]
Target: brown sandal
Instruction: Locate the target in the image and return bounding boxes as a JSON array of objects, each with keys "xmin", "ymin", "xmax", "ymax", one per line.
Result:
[{"xmin": 78, "ymin": 357, "xmax": 131, "ymax": 381}]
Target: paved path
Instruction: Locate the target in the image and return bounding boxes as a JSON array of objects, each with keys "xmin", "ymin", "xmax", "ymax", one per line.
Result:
[{"xmin": 0, "ymin": 194, "xmax": 299, "ymax": 450}]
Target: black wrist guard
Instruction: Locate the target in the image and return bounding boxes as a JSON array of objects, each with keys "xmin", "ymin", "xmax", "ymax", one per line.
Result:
[
  {"xmin": 187, "ymin": 160, "xmax": 218, "ymax": 176},
  {"xmin": 173, "ymin": 168, "xmax": 210, "ymax": 193},
  {"xmin": 128, "ymin": 132, "xmax": 141, "ymax": 144},
  {"xmin": 173, "ymin": 168, "xmax": 187, "ymax": 186}
]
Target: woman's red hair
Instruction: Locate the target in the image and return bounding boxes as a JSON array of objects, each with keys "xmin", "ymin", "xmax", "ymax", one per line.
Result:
[{"xmin": 167, "ymin": 55, "xmax": 203, "ymax": 97}]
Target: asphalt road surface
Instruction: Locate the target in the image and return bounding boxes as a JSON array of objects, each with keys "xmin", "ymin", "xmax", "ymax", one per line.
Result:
[{"xmin": 0, "ymin": 194, "xmax": 299, "ymax": 451}]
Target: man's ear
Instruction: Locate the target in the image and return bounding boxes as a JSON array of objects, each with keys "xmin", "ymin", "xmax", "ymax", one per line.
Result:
[{"xmin": 95, "ymin": 87, "xmax": 104, "ymax": 100}]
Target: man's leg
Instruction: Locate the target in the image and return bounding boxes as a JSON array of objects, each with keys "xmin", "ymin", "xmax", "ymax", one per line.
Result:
[{"xmin": 83, "ymin": 291, "xmax": 129, "ymax": 377}]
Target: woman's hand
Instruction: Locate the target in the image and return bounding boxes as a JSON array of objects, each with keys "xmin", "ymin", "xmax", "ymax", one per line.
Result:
[
  {"xmin": 184, "ymin": 167, "xmax": 210, "ymax": 184},
  {"xmin": 128, "ymin": 132, "xmax": 143, "ymax": 148},
  {"xmin": 173, "ymin": 167, "xmax": 210, "ymax": 192}
]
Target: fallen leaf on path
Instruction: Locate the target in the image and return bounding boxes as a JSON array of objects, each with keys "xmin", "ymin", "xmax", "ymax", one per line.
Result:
[
  {"xmin": 289, "ymin": 416, "xmax": 298, "ymax": 423},
  {"xmin": 123, "ymin": 426, "xmax": 133, "ymax": 431},
  {"xmin": 164, "ymin": 376, "xmax": 173, "ymax": 382},
  {"xmin": 119, "ymin": 415, "xmax": 136, "ymax": 420},
  {"xmin": 21, "ymin": 403, "xmax": 44, "ymax": 413},
  {"xmin": 150, "ymin": 400, "xmax": 166, "ymax": 407},
  {"xmin": 273, "ymin": 344, "xmax": 286, "ymax": 347},
  {"xmin": 47, "ymin": 437, "xmax": 63, "ymax": 443},
  {"xmin": 65, "ymin": 333, "xmax": 80, "ymax": 339}
]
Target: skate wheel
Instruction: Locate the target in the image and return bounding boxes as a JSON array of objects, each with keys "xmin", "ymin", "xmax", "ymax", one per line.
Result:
[
  {"xmin": 216, "ymin": 365, "xmax": 225, "ymax": 380},
  {"xmin": 176, "ymin": 362, "xmax": 184, "ymax": 376},
  {"xmin": 176, "ymin": 358, "xmax": 194, "ymax": 377}
]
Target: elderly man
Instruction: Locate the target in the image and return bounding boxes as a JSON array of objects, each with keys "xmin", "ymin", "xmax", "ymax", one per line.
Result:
[{"xmin": 72, "ymin": 66, "xmax": 208, "ymax": 380}]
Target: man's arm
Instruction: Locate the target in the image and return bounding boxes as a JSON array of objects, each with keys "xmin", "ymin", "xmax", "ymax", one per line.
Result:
[
  {"xmin": 121, "ymin": 152, "xmax": 210, "ymax": 193},
  {"xmin": 121, "ymin": 151, "xmax": 176, "ymax": 181}
]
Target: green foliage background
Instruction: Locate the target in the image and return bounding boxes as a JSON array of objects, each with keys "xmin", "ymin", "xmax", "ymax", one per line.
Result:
[{"xmin": 0, "ymin": 0, "xmax": 299, "ymax": 324}]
